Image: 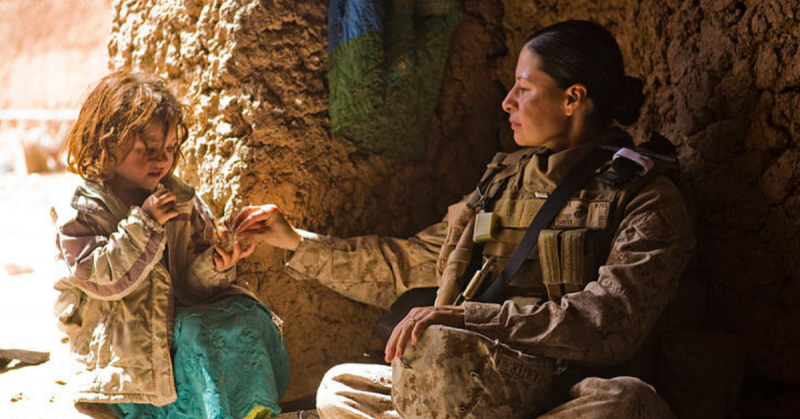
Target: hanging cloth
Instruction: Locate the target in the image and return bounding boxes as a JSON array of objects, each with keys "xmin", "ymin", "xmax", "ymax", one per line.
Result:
[{"xmin": 327, "ymin": 0, "xmax": 462, "ymax": 159}]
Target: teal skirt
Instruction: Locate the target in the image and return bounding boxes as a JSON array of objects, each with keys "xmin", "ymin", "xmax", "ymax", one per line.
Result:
[{"xmin": 109, "ymin": 296, "xmax": 290, "ymax": 419}]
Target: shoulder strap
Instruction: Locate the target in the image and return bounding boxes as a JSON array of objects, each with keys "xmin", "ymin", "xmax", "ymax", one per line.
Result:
[
  {"xmin": 476, "ymin": 146, "xmax": 616, "ymax": 303},
  {"xmin": 598, "ymin": 132, "xmax": 680, "ymax": 188}
]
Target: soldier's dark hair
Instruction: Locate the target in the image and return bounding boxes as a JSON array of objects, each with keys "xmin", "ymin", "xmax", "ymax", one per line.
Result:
[{"xmin": 525, "ymin": 20, "xmax": 644, "ymax": 126}]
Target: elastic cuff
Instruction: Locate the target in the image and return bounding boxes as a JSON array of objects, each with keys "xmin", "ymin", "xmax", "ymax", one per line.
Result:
[
  {"xmin": 284, "ymin": 230, "xmax": 330, "ymax": 280},
  {"xmin": 130, "ymin": 206, "xmax": 165, "ymax": 234}
]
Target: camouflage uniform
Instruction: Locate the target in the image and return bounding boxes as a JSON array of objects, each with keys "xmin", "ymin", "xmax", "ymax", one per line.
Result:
[{"xmin": 286, "ymin": 128, "xmax": 695, "ymax": 418}]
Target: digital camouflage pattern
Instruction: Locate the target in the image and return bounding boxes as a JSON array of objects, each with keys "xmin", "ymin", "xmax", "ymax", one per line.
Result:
[
  {"xmin": 317, "ymin": 366, "xmax": 675, "ymax": 419},
  {"xmin": 391, "ymin": 325, "xmax": 555, "ymax": 419},
  {"xmin": 288, "ymin": 128, "xmax": 695, "ymax": 418}
]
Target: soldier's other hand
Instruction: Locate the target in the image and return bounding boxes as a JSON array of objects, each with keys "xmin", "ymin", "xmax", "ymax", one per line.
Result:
[
  {"xmin": 232, "ymin": 205, "xmax": 301, "ymax": 251},
  {"xmin": 213, "ymin": 235, "xmax": 256, "ymax": 272},
  {"xmin": 142, "ymin": 188, "xmax": 179, "ymax": 225},
  {"xmin": 384, "ymin": 305, "xmax": 465, "ymax": 363}
]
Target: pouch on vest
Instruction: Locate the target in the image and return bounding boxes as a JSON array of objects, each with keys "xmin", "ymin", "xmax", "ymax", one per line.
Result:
[{"xmin": 538, "ymin": 228, "xmax": 593, "ymax": 302}]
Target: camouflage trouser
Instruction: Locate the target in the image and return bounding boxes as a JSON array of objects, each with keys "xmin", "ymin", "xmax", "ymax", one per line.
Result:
[{"xmin": 316, "ymin": 363, "xmax": 676, "ymax": 419}]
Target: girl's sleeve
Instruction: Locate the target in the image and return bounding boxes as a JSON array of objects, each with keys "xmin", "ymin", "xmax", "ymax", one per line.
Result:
[
  {"xmin": 182, "ymin": 197, "xmax": 236, "ymax": 296},
  {"xmin": 56, "ymin": 206, "xmax": 166, "ymax": 301}
]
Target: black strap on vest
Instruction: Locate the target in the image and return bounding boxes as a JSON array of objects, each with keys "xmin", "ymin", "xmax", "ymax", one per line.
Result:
[{"xmin": 476, "ymin": 146, "xmax": 616, "ymax": 304}]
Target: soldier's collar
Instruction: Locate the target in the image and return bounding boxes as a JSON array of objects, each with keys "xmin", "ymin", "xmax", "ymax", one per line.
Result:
[{"xmin": 525, "ymin": 127, "xmax": 633, "ymax": 191}]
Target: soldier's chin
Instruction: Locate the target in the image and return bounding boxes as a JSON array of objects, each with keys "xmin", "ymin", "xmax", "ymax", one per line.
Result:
[{"xmin": 513, "ymin": 131, "xmax": 529, "ymax": 147}]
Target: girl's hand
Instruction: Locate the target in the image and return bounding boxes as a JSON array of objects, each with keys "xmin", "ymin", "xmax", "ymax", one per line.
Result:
[
  {"xmin": 384, "ymin": 305, "xmax": 466, "ymax": 363},
  {"xmin": 232, "ymin": 205, "xmax": 301, "ymax": 251},
  {"xmin": 213, "ymin": 232, "xmax": 256, "ymax": 272},
  {"xmin": 142, "ymin": 189, "xmax": 179, "ymax": 225}
]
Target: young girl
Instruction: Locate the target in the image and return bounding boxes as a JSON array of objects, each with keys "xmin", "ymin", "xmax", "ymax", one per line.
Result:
[{"xmin": 53, "ymin": 71, "xmax": 289, "ymax": 419}]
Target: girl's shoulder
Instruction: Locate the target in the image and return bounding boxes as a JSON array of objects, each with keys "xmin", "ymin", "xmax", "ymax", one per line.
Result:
[{"xmin": 51, "ymin": 179, "xmax": 117, "ymax": 230}]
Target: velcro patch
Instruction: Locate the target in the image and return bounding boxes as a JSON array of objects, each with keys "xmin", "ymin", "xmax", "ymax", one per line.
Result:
[
  {"xmin": 553, "ymin": 200, "xmax": 610, "ymax": 230},
  {"xmin": 494, "ymin": 197, "xmax": 611, "ymax": 230}
]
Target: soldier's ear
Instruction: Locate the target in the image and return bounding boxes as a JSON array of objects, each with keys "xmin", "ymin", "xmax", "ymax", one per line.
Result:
[{"xmin": 564, "ymin": 84, "xmax": 589, "ymax": 116}]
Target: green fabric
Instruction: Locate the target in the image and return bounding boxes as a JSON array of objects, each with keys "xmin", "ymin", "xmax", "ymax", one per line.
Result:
[
  {"xmin": 108, "ymin": 296, "xmax": 289, "ymax": 419},
  {"xmin": 329, "ymin": 0, "xmax": 462, "ymax": 159}
]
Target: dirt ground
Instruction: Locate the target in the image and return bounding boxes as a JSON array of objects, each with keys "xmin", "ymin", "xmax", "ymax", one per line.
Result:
[{"xmin": 0, "ymin": 170, "xmax": 89, "ymax": 418}]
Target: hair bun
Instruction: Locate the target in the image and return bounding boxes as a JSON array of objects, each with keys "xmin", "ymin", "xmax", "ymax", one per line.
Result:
[{"xmin": 613, "ymin": 76, "xmax": 644, "ymax": 125}]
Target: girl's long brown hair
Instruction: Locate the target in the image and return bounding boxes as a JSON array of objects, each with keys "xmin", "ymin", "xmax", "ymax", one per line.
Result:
[{"xmin": 66, "ymin": 71, "xmax": 189, "ymax": 181}]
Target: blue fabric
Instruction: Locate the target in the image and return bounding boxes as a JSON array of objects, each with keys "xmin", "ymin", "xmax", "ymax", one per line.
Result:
[
  {"xmin": 109, "ymin": 296, "xmax": 289, "ymax": 419},
  {"xmin": 327, "ymin": 0, "xmax": 387, "ymax": 51}
]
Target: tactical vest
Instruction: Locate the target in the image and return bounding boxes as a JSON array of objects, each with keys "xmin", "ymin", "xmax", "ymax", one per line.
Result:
[{"xmin": 434, "ymin": 128, "xmax": 681, "ymax": 307}]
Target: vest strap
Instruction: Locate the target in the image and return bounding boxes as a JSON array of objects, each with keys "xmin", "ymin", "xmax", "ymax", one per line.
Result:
[{"xmin": 476, "ymin": 146, "xmax": 616, "ymax": 304}]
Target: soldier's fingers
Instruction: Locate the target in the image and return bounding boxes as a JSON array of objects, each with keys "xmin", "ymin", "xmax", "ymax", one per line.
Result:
[
  {"xmin": 385, "ymin": 320, "xmax": 406, "ymax": 362},
  {"xmin": 394, "ymin": 320, "xmax": 416, "ymax": 360},
  {"xmin": 232, "ymin": 206, "xmax": 259, "ymax": 229},
  {"xmin": 234, "ymin": 212, "xmax": 269, "ymax": 234},
  {"xmin": 410, "ymin": 316, "xmax": 431, "ymax": 345}
]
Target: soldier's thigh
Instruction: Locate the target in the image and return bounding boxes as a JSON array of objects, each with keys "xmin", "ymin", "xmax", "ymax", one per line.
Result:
[
  {"xmin": 537, "ymin": 376, "xmax": 676, "ymax": 419},
  {"xmin": 316, "ymin": 363, "xmax": 401, "ymax": 419}
]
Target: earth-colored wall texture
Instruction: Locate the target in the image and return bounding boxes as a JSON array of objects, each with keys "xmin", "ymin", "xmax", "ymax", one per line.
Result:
[{"xmin": 109, "ymin": 0, "xmax": 800, "ymax": 398}]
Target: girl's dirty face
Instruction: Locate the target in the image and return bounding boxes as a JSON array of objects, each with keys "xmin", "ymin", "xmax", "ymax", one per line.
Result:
[{"xmin": 112, "ymin": 123, "xmax": 178, "ymax": 192}]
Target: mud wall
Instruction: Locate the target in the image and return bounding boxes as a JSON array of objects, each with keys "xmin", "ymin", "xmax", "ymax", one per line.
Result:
[
  {"xmin": 108, "ymin": 0, "xmax": 507, "ymax": 399},
  {"xmin": 108, "ymin": 0, "xmax": 800, "ymax": 399}
]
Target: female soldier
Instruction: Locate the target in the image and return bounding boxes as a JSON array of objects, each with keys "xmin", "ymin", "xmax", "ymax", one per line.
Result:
[{"xmin": 235, "ymin": 20, "xmax": 694, "ymax": 419}]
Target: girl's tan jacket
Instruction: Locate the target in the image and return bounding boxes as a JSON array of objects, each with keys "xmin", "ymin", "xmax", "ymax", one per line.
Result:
[{"xmin": 52, "ymin": 175, "xmax": 257, "ymax": 410}]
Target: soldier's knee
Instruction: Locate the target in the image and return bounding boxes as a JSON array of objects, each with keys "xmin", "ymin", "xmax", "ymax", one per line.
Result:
[
  {"xmin": 607, "ymin": 376, "xmax": 659, "ymax": 401},
  {"xmin": 317, "ymin": 363, "xmax": 356, "ymax": 402},
  {"xmin": 575, "ymin": 376, "xmax": 668, "ymax": 413},
  {"xmin": 320, "ymin": 363, "xmax": 357, "ymax": 384}
]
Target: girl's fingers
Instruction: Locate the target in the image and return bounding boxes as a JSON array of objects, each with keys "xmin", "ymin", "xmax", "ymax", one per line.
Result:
[
  {"xmin": 240, "ymin": 242, "xmax": 257, "ymax": 259},
  {"xmin": 163, "ymin": 208, "xmax": 180, "ymax": 222},
  {"xmin": 214, "ymin": 245, "xmax": 232, "ymax": 266},
  {"xmin": 213, "ymin": 252, "xmax": 224, "ymax": 270},
  {"xmin": 156, "ymin": 191, "xmax": 177, "ymax": 204}
]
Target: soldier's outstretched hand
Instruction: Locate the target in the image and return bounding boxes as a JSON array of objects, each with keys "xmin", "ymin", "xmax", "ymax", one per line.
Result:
[
  {"xmin": 232, "ymin": 205, "xmax": 301, "ymax": 251},
  {"xmin": 384, "ymin": 305, "xmax": 466, "ymax": 362}
]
